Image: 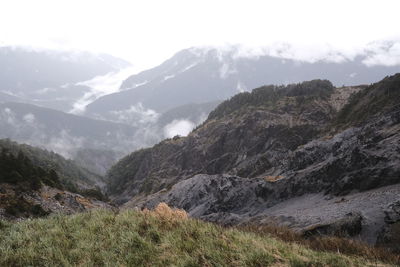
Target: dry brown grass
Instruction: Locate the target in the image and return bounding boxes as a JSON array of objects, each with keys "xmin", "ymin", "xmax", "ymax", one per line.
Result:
[
  {"xmin": 142, "ymin": 202, "xmax": 188, "ymax": 222},
  {"xmin": 75, "ymin": 196, "xmax": 95, "ymax": 209},
  {"xmin": 264, "ymin": 175, "xmax": 284, "ymax": 182},
  {"xmin": 241, "ymin": 224, "xmax": 400, "ymax": 265}
]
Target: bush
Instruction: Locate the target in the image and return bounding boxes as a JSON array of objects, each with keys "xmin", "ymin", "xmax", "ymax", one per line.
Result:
[
  {"xmin": 79, "ymin": 188, "xmax": 109, "ymax": 201},
  {"xmin": 142, "ymin": 202, "xmax": 188, "ymax": 222}
]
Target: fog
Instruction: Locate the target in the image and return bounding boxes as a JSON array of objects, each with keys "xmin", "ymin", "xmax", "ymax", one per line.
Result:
[
  {"xmin": 0, "ymin": 0, "xmax": 399, "ymax": 175},
  {"xmin": 1, "ymin": 0, "xmax": 399, "ymax": 70}
]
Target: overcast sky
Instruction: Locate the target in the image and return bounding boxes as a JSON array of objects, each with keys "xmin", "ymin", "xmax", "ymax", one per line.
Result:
[{"xmin": 1, "ymin": 0, "xmax": 400, "ymax": 70}]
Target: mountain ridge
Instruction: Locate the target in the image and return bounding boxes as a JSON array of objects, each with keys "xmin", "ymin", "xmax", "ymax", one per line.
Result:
[
  {"xmin": 86, "ymin": 47, "xmax": 400, "ymax": 122},
  {"xmin": 105, "ymin": 74, "xmax": 400, "ymax": 250}
]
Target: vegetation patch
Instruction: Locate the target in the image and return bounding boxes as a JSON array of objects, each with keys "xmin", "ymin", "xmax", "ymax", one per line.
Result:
[
  {"xmin": 0, "ymin": 205, "xmax": 395, "ymax": 266},
  {"xmin": 241, "ymin": 223, "xmax": 400, "ymax": 266},
  {"xmin": 0, "ymin": 148, "xmax": 63, "ymax": 191}
]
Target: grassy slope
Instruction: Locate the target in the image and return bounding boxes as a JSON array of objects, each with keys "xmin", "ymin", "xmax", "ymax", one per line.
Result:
[{"xmin": 0, "ymin": 208, "xmax": 393, "ymax": 267}]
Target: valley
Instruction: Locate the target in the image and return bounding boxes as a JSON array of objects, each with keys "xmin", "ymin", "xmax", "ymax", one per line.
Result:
[{"xmin": 1, "ymin": 44, "xmax": 400, "ymax": 266}]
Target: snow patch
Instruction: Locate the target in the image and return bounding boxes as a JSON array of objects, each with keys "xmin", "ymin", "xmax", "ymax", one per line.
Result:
[
  {"xmin": 163, "ymin": 74, "xmax": 175, "ymax": 81},
  {"xmin": 180, "ymin": 62, "xmax": 198, "ymax": 73},
  {"xmin": 128, "ymin": 80, "xmax": 148, "ymax": 89},
  {"xmin": 219, "ymin": 62, "xmax": 237, "ymax": 79},
  {"xmin": 35, "ymin": 87, "xmax": 56, "ymax": 94}
]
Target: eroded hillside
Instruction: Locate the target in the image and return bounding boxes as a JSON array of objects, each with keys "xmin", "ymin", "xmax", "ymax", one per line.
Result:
[{"xmin": 106, "ymin": 74, "xmax": 400, "ymax": 250}]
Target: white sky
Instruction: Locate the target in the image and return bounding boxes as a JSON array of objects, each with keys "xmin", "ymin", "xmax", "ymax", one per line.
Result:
[{"xmin": 1, "ymin": 0, "xmax": 400, "ymax": 70}]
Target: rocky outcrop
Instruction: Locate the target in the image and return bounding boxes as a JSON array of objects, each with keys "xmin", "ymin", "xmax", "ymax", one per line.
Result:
[
  {"xmin": 302, "ymin": 212, "xmax": 363, "ymax": 238},
  {"xmin": 0, "ymin": 183, "xmax": 113, "ymax": 220},
  {"xmin": 109, "ymin": 74, "xmax": 400, "ymax": 249},
  {"xmin": 107, "ymin": 80, "xmax": 340, "ymax": 203},
  {"xmin": 124, "ymin": 174, "xmax": 400, "ymax": 247},
  {"xmin": 377, "ymin": 201, "xmax": 400, "ymax": 252},
  {"xmin": 384, "ymin": 201, "xmax": 400, "ymax": 224}
]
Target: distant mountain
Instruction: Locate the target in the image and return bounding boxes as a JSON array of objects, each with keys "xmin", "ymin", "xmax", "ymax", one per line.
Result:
[
  {"xmin": 0, "ymin": 100, "xmax": 215, "ymax": 167},
  {"xmin": 0, "ymin": 46, "xmax": 131, "ymax": 112},
  {"xmin": 72, "ymin": 148, "xmax": 121, "ymax": 176},
  {"xmin": 0, "ymin": 91, "xmax": 21, "ymax": 102},
  {"xmin": 0, "ymin": 102, "xmax": 139, "ymax": 157},
  {"xmin": 85, "ymin": 46, "xmax": 400, "ymax": 121}
]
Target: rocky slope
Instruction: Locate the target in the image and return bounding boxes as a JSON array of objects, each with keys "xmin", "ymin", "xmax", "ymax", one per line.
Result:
[
  {"xmin": 0, "ymin": 183, "xmax": 111, "ymax": 221},
  {"xmin": 107, "ymin": 79, "xmax": 343, "ymax": 201},
  {"xmin": 107, "ymin": 74, "xmax": 400, "ymax": 249},
  {"xmin": 0, "ymin": 141, "xmax": 112, "ymax": 220},
  {"xmin": 0, "ymin": 139, "xmax": 112, "ymax": 218}
]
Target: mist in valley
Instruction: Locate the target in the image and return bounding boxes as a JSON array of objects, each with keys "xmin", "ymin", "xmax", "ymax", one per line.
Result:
[{"xmin": 1, "ymin": 2, "xmax": 400, "ymax": 264}]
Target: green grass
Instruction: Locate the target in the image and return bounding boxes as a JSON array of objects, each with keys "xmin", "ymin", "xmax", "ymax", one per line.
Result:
[{"xmin": 0, "ymin": 209, "xmax": 394, "ymax": 267}]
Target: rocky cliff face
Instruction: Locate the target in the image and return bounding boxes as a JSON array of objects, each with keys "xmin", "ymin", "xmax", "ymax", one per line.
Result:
[
  {"xmin": 107, "ymin": 74, "xmax": 400, "ymax": 249},
  {"xmin": 107, "ymin": 80, "xmax": 338, "ymax": 201}
]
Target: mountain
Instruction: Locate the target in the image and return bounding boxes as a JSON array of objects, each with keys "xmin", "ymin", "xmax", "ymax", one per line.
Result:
[
  {"xmin": 0, "ymin": 102, "xmax": 139, "ymax": 158},
  {"xmin": 0, "ymin": 46, "xmax": 131, "ymax": 112},
  {"xmin": 0, "ymin": 91, "xmax": 21, "ymax": 102},
  {"xmin": 72, "ymin": 148, "xmax": 121, "ymax": 176},
  {"xmin": 0, "ymin": 139, "xmax": 110, "ymax": 220},
  {"xmin": 0, "ymin": 139, "xmax": 104, "ymax": 191},
  {"xmin": 85, "ymin": 46, "xmax": 400, "ymax": 122},
  {"xmin": 106, "ymin": 74, "xmax": 400, "ymax": 251}
]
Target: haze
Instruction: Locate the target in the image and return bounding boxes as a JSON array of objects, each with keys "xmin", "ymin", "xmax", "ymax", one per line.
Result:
[{"xmin": 1, "ymin": 0, "xmax": 400, "ymax": 70}]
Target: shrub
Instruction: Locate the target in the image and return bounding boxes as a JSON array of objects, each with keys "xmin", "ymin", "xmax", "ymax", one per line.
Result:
[{"xmin": 142, "ymin": 202, "xmax": 188, "ymax": 222}]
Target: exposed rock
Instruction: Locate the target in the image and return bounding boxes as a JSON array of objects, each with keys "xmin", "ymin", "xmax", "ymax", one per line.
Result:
[
  {"xmin": 125, "ymin": 175, "xmax": 400, "ymax": 247},
  {"xmin": 328, "ymin": 86, "xmax": 365, "ymax": 111},
  {"xmin": 110, "ymin": 74, "xmax": 400, "ymax": 250},
  {"xmin": 383, "ymin": 200, "xmax": 400, "ymax": 224},
  {"xmin": 0, "ymin": 183, "xmax": 113, "ymax": 221},
  {"xmin": 377, "ymin": 222, "xmax": 400, "ymax": 252},
  {"xmin": 107, "ymin": 80, "xmax": 339, "ymax": 203},
  {"xmin": 302, "ymin": 212, "xmax": 363, "ymax": 238},
  {"xmin": 376, "ymin": 201, "xmax": 400, "ymax": 252}
]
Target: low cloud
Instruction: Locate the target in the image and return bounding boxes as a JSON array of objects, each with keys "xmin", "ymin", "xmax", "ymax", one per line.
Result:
[
  {"xmin": 46, "ymin": 130, "xmax": 85, "ymax": 158},
  {"xmin": 196, "ymin": 40, "xmax": 400, "ymax": 67},
  {"xmin": 363, "ymin": 41, "xmax": 400, "ymax": 67},
  {"xmin": 70, "ymin": 67, "xmax": 137, "ymax": 114},
  {"xmin": 163, "ymin": 119, "xmax": 195, "ymax": 138},
  {"xmin": 109, "ymin": 103, "xmax": 159, "ymax": 126},
  {"xmin": 23, "ymin": 113, "xmax": 35, "ymax": 124}
]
